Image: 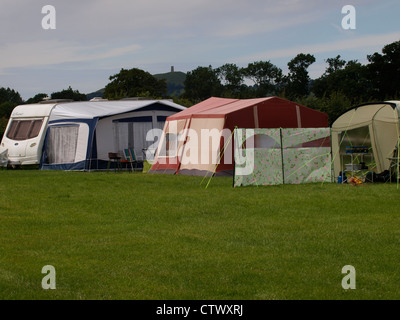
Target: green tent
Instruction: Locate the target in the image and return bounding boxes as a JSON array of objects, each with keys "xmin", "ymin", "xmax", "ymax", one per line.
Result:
[{"xmin": 331, "ymin": 101, "xmax": 400, "ymax": 179}]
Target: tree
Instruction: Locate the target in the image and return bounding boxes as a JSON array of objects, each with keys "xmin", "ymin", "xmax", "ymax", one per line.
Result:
[
  {"xmin": 242, "ymin": 61, "xmax": 283, "ymax": 97},
  {"xmin": 0, "ymin": 87, "xmax": 23, "ymax": 119},
  {"xmin": 183, "ymin": 66, "xmax": 222, "ymax": 102},
  {"xmin": 0, "ymin": 87, "xmax": 23, "ymax": 105},
  {"xmin": 0, "ymin": 116, "xmax": 9, "ymax": 140},
  {"xmin": 311, "ymin": 60, "xmax": 372, "ymax": 104},
  {"xmin": 367, "ymin": 40, "xmax": 400, "ymax": 99},
  {"xmin": 104, "ymin": 68, "xmax": 167, "ymax": 100},
  {"xmin": 285, "ymin": 53, "xmax": 316, "ymax": 99},
  {"xmin": 0, "ymin": 87, "xmax": 23, "ymax": 139},
  {"xmin": 215, "ymin": 63, "xmax": 245, "ymax": 98},
  {"xmin": 25, "ymin": 93, "xmax": 49, "ymax": 104},
  {"xmin": 0, "ymin": 101, "xmax": 17, "ymax": 119},
  {"xmin": 295, "ymin": 92, "xmax": 353, "ymax": 125},
  {"xmin": 324, "ymin": 55, "xmax": 346, "ymax": 75},
  {"xmin": 51, "ymin": 86, "xmax": 87, "ymax": 101},
  {"xmin": 324, "ymin": 92, "xmax": 353, "ymax": 124}
]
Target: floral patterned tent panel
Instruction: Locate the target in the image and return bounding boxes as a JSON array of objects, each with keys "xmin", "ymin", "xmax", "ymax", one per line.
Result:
[
  {"xmin": 234, "ymin": 128, "xmax": 332, "ymax": 187},
  {"xmin": 234, "ymin": 129, "xmax": 282, "ymax": 187},
  {"xmin": 282, "ymin": 128, "xmax": 332, "ymax": 184}
]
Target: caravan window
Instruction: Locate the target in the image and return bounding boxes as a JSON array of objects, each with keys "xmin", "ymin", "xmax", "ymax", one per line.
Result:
[
  {"xmin": 6, "ymin": 119, "xmax": 44, "ymax": 140},
  {"xmin": 30, "ymin": 120, "xmax": 43, "ymax": 138}
]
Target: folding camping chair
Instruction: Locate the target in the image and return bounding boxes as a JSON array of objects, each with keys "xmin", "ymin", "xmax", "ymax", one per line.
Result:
[
  {"xmin": 134, "ymin": 148, "xmax": 145, "ymax": 169},
  {"xmin": 122, "ymin": 148, "xmax": 137, "ymax": 172}
]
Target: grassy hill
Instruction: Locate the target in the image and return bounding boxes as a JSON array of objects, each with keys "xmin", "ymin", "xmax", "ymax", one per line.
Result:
[
  {"xmin": 86, "ymin": 88, "xmax": 105, "ymax": 101},
  {"xmin": 153, "ymin": 71, "xmax": 186, "ymax": 97}
]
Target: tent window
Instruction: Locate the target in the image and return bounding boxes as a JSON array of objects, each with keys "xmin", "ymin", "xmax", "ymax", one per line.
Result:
[
  {"xmin": 6, "ymin": 119, "xmax": 44, "ymax": 141},
  {"xmin": 157, "ymin": 116, "xmax": 167, "ymax": 122},
  {"xmin": 47, "ymin": 125, "xmax": 79, "ymax": 164},
  {"xmin": 156, "ymin": 116, "xmax": 167, "ymax": 130},
  {"xmin": 339, "ymin": 126, "xmax": 370, "ymax": 148},
  {"xmin": 253, "ymin": 134, "xmax": 280, "ymax": 149},
  {"xmin": 242, "ymin": 134, "xmax": 281, "ymax": 149},
  {"xmin": 159, "ymin": 133, "xmax": 181, "ymax": 157},
  {"xmin": 339, "ymin": 125, "xmax": 374, "ymax": 169},
  {"xmin": 339, "ymin": 126, "xmax": 371, "ymax": 155},
  {"xmin": 156, "ymin": 120, "xmax": 166, "ymax": 130},
  {"xmin": 133, "ymin": 121, "xmax": 153, "ymax": 159},
  {"xmin": 114, "ymin": 120, "xmax": 153, "ymax": 160}
]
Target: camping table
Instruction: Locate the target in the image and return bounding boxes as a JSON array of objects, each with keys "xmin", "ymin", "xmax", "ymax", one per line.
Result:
[
  {"xmin": 341, "ymin": 151, "xmax": 373, "ymax": 182},
  {"xmin": 107, "ymin": 152, "xmax": 122, "ymax": 172}
]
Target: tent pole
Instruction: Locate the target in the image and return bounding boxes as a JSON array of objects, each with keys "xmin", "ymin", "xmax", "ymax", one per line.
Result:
[
  {"xmin": 331, "ymin": 109, "xmax": 358, "ymax": 178},
  {"xmin": 232, "ymin": 127, "xmax": 238, "ymax": 188},
  {"xmin": 394, "ymin": 107, "xmax": 400, "ymax": 189},
  {"xmin": 204, "ymin": 126, "xmax": 235, "ymax": 189},
  {"xmin": 88, "ymin": 119, "xmax": 97, "ymax": 172},
  {"xmin": 176, "ymin": 117, "xmax": 192, "ymax": 175},
  {"xmin": 249, "ymin": 130, "xmax": 259, "ymax": 187},
  {"xmin": 280, "ymin": 128, "xmax": 285, "ymax": 184},
  {"xmin": 396, "ymin": 137, "xmax": 400, "ymax": 189}
]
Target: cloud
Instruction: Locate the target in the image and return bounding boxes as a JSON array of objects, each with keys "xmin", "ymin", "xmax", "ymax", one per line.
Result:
[
  {"xmin": 0, "ymin": 0, "xmax": 370, "ymax": 70},
  {"xmin": 1, "ymin": 0, "xmax": 333, "ymax": 42},
  {"xmin": 1, "ymin": 0, "xmax": 399, "ymax": 99},
  {"xmin": 0, "ymin": 41, "xmax": 141, "ymax": 70},
  {"xmin": 239, "ymin": 31, "xmax": 400, "ymax": 62}
]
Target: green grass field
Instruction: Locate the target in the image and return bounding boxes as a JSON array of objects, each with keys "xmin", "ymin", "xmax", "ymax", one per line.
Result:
[{"xmin": 0, "ymin": 170, "xmax": 399, "ymax": 300}]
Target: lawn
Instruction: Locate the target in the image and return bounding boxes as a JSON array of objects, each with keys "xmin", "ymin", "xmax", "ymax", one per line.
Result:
[{"xmin": 0, "ymin": 170, "xmax": 399, "ymax": 300}]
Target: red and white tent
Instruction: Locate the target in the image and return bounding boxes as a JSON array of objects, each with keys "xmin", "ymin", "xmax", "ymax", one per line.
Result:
[{"xmin": 149, "ymin": 96, "xmax": 329, "ymax": 176}]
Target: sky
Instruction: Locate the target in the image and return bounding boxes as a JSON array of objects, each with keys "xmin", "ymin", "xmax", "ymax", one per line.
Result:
[{"xmin": 0, "ymin": 0, "xmax": 399, "ymax": 100}]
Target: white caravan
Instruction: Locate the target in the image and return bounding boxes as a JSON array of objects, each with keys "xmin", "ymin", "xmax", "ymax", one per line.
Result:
[
  {"xmin": 0, "ymin": 99, "xmax": 186, "ymax": 169},
  {"xmin": 0, "ymin": 101, "xmax": 59, "ymax": 166}
]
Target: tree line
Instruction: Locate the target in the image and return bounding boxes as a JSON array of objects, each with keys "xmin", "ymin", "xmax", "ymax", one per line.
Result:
[
  {"xmin": 0, "ymin": 86, "xmax": 87, "ymax": 137},
  {"xmin": 101, "ymin": 40, "xmax": 400, "ymax": 123},
  {"xmin": 180, "ymin": 41, "xmax": 400, "ymax": 123},
  {"xmin": 1, "ymin": 40, "xmax": 400, "ymax": 137}
]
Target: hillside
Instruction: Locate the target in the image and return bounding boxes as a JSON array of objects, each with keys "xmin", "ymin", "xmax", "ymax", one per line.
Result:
[
  {"xmin": 153, "ymin": 71, "xmax": 186, "ymax": 97},
  {"xmin": 86, "ymin": 88, "xmax": 105, "ymax": 100}
]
